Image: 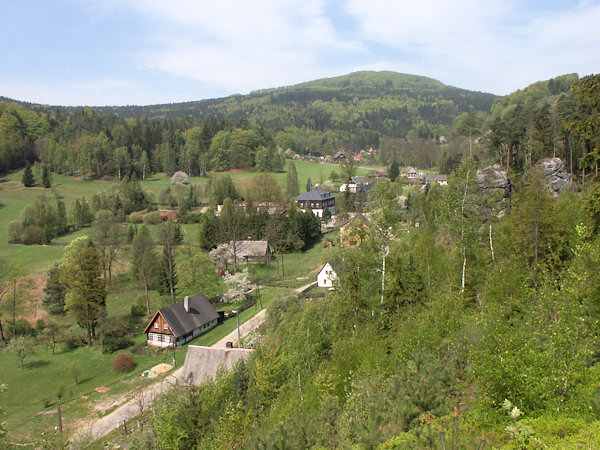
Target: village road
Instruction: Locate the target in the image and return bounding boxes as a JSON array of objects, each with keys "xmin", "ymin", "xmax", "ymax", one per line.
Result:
[{"xmin": 79, "ymin": 308, "xmax": 267, "ymax": 442}]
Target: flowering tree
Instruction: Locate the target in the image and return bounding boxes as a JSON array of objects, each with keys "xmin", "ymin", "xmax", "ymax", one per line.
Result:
[{"xmin": 222, "ymin": 269, "xmax": 250, "ymax": 303}]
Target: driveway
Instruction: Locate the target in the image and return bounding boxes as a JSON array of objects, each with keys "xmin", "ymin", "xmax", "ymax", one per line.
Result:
[{"xmin": 79, "ymin": 308, "xmax": 267, "ymax": 441}]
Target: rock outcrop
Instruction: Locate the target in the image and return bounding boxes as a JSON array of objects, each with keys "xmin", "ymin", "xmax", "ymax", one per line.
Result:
[
  {"xmin": 477, "ymin": 165, "xmax": 511, "ymax": 198},
  {"xmin": 533, "ymin": 157, "xmax": 575, "ymax": 197}
]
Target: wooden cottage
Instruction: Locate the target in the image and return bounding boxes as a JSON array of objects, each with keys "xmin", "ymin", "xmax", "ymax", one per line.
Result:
[{"xmin": 144, "ymin": 293, "xmax": 219, "ymax": 347}]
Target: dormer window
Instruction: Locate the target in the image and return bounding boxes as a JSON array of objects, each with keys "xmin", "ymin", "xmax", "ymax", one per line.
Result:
[{"xmin": 154, "ymin": 323, "xmax": 158, "ymax": 329}]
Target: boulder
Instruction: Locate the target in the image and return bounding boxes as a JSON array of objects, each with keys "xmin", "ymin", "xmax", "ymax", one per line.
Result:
[
  {"xmin": 477, "ymin": 165, "xmax": 511, "ymax": 198},
  {"xmin": 533, "ymin": 158, "xmax": 575, "ymax": 197}
]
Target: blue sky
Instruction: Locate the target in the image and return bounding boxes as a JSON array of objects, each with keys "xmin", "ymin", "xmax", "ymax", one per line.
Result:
[{"xmin": 1, "ymin": 0, "xmax": 598, "ymax": 106}]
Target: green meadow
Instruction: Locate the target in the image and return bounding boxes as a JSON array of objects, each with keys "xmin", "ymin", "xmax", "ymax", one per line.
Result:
[
  {"xmin": 0, "ymin": 160, "xmax": 344, "ymax": 444},
  {"xmin": 0, "ymin": 159, "xmax": 372, "ymax": 275}
]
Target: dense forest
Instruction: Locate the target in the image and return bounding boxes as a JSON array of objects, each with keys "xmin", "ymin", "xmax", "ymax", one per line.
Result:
[
  {"xmin": 121, "ymin": 73, "xmax": 600, "ymax": 447},
  {"xmin": 1, "ymin": 71, "xmax": 596, "ymax": 181}
]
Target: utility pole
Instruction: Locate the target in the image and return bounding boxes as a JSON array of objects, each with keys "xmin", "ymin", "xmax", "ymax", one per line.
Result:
[{"xmin": 232, "ymin": 310, "xmax": 241, "ymax": 347}]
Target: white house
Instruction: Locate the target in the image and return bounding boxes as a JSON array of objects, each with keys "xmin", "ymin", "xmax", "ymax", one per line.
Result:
[
  {"xmin": 296, "ymin": 188, "xmax": 336, "ymax": 218},
  {"xmin": 339, "ymin": 176, "xmax": 371, "ymax": 194},
  {"xmin": 317, "ymin": 262, "xmax": 341, "ymax": 288}
]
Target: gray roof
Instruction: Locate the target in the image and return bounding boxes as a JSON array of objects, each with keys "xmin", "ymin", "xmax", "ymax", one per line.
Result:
[
  {"xmin": 180, "ymin": 345, "xmax": 253, "ymax": 386},
  {"xmin": 156, "ymin": 294, "xmax": 219, "ymax": 338},
  {"xmin": 234, "ymin": 240, "xmax": 272, "ymax": 257},
  {"xmin": 424, "ymin": 174, "xmax": 448, "ymax": 182},
  {"xmin": 296, "ymin": 188, "xmax": 335, "ymax": 201},
  {"xmin": 350, "ymin": 176, "xmax": 369, "ymax": 185}
]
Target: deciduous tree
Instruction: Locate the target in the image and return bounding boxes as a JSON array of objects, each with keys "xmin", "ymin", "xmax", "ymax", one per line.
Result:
[{"xmin": 130, "ymin": 225, "xmax": 159, "ymax": 316}]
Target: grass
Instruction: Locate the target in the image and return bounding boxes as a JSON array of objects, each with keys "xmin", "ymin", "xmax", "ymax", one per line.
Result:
[
  {"xmin": 0, "ymin": 161, "xmax": 347, "ymax": 444},
  {"xmin": 0, "ymin": 160, "xmax": 371, "ymax": 276}
]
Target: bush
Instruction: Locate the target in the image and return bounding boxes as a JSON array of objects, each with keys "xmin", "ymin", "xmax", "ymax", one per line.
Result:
[
  {"xmin": 130, "ymin": 303, "xmax": 145, "ymax": 317},
  {"xmin": 103, "ymin": 336, "xmax": 135, "ymax": 354},
  {"xmin": 64, "ymin": 334, "xmax": 87, "ymax": 350},
  {"xmin": 142, "ymin": 211, "xmax": 163, "ymax": 225},
  {"xmin": 129, "ymin": 211, "xmax": 144, "ymax": 223},
  {"xmin": 111, "ymin": 354, "xmax": 137, "ymax": 373},
  {"xmin": 13, "ymin": 319, "xmax": 35, "ymax": 337},
  {"xmin": 22, "ymin": 224, "xmax": 46, "ymax": 245}
]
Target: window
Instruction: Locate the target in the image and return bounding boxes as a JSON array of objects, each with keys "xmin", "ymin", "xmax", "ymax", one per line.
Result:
[
  {"xmin": 164, "ymin": 335, "xmax": 170, "ymax": 343},
  {"xmin": 154, "ymin": 323, "xmax": 158, "ymax": 329},
  {"xmin": 164, "ymin": 324, "xmax": 168, "ymax": 330}
]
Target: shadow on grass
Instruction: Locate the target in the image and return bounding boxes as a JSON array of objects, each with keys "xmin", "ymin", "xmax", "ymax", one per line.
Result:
[
  {"xmin": 26, "ymin": 359, "xmax": 50, "ymax": 369},
  {"xmin": 76, "ymin": 376, "xmax": 94, "ymax": 385}
]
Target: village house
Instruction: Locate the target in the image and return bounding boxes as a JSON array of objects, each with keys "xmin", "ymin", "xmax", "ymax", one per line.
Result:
[
  {"xmin": 339, "ymin": 176, "xmax": 372, "ymax": 194},
  {"xmin": 424, "ymin": 174, "xmax": 448, "ymax": 186},
  {"xmin": 144, "ymin": 294, "xmax": 219, "ymax": 347},
  {"xmin": 340, "ymin": 215, "xmax": 371, "ymax": 247},
  {"xmin": 296, "ymin": 188, "xmax": 336, "ymax": 218},
  {"xmin": 227, "ymin": 240, "xmax": 273, "ymax": 264},
  {"xmin": 317, "ymin": 262, "xmax": 342, "ymax": 289},
  {"xmin": 406, "ymin": 167, "xmax": 419, "ymax": 179},
  {"xmin": 333, "ymin": 150, "xmax": 347, "ymax": 162}
]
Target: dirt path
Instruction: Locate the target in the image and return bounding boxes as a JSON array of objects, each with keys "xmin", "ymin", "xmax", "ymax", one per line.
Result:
[{"xmin": 78, "ymin": 309, "xmax": 267, "ymax": 442}]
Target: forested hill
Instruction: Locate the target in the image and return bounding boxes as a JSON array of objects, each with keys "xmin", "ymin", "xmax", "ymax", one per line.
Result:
[{"xmin": 93, "ymin": 72, "xmax": 495, "ymax": 141}]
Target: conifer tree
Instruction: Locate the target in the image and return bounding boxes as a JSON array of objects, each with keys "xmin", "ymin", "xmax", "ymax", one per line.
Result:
[
  {"xmin": 286, "ymin": 161, "xmax": 300, "ymax": 198},
  {"xmin": 42, "ymin": 164, "xmax": 52, "ymax": 188},
  {"xmin": 22, "ymin": 161, "xmax": 35, "ymax": 187}
]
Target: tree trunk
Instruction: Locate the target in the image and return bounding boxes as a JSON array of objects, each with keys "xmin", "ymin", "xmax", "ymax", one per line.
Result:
[
  {"xmin": 534, "ymin": 218, "xmax": 539, "ymax": 265},
  {"xmin": 281, "ymin": 252, "xmax": 285, "ymax": 277},
  {"xmin": 265, "ymin": 254, "xmax": 270, "ymax": 284},
  {"xmin": 489, "ymin": 223, "xmax": 495, "ymax": 262},
  {"xmin": 143, "ymin": 276, "xmax": 150, "ymax": 316},
  {"xmin": 0, "ymin": 318, "xmax": 6, "ymax": 345},
  {"xmin": 461, "ymin": 245, "xmax": 467, "ymax": 298},
  {"xmin": 86, "ymin": 321, "xmax": 93, "ymax": 347},
  {"xmin": 232, "ymin": 241, "xmax": 238, "ymax": 274}
]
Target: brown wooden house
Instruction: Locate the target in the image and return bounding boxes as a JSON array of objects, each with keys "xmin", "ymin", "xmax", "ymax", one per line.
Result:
[{"xmin": 144, "ymin": 293, "xmax": 219, "ymax": 347}]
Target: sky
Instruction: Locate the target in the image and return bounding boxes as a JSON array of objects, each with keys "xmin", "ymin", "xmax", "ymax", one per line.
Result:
[{"xmin": 0, "ymin": 0, "xmax": 598, "ymax": 106}]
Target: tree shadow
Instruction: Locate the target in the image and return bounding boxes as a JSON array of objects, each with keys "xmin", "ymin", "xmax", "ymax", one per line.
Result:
[
  {"xmin": 26, "ymin": 360, "xmax": 50, "ymax": 369},
  {"xmin": 76, "ymin": 376, "xmax": 93, "ymax": 385}
]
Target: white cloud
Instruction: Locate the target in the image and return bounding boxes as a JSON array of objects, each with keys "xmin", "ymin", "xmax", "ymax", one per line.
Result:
[
  {"xmin": 343, "ymin": 0, "xmax": 600, "ymax": 94},
  {"xmin": 108, "ymin": 0, "xmax": 364, "ymax": 94}
]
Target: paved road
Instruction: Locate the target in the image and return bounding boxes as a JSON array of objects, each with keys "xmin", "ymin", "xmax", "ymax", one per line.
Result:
[{"xmin": 79, "ymin": 308, "xmax": 267, "ymax": 441}]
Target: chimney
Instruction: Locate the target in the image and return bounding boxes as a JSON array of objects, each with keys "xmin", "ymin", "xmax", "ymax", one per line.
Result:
[{"xmin": 184, "ymin": 296, "xmax": 189, "ymax": 312}]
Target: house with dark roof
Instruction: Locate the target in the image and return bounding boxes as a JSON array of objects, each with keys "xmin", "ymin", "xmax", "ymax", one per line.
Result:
[
  {"xmin": 339, "ymin": 176, "xmax": 371, "ymax": 194},
  {"xmin": 296, "ymin": 188, "xmax": 336, "ymax": 218},
  {"xmin": 333, "ymin": 150, "xmax": 346, "ymax": 162},
  {"xmin": 223, "ymin": 240, "xmax": 273, "ymax": 264},
  {"xmin": 144, "ymin": 294, "xmax": 219, "ymax": 347}
]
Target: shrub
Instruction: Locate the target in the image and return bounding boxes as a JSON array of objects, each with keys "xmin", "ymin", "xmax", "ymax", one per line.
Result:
[
  {"xmin": 130, "ymin": 303, "xmax": 145, "ymax": 317},
  {"xmin": 111, "ymin": 354, "xmax": 137, "ymax": 373},
  {"xmin": 64, "ymin": 334, "xmax": 87, "ymax": 350},
  {"xmin": 14, "ymin": 319, "xmax": 35, "ymax": 337},
  {"xmin": 22, "ymin": 224, "xmax": 46, "ymax": 245},
  {"xmin": 103, "ymin": 336, "xmax": 135, "ymax": 354},
  {"xmin": 129, "ymin": 211, "xmax": 144, "ymax": 223},
  {"xmin": 142, "ymin": 211, "xmax": 163, "ymax": 225}
]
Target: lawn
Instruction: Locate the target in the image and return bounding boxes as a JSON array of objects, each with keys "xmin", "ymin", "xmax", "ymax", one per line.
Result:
[
  {"xmin": 0, "ymin": 160, "xmax": 350, "ymax": 445},
  {"xmin": 0, "ymin": 159, "xmax": 373, "ymax": 276}
]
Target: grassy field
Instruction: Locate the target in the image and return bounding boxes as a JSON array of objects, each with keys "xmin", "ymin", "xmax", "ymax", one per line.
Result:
[
  {"xmin": 0, "ymin": 225, "xmax": 330, "ymax": 445},
  {"xmin": 0, "ymin": 280, "xmax": 288, "ymax": 445},
  {"xmin": 0, "ymin": 159, "xmax": 373, "ymax": 275},
  {"xmin": 0, "ymin": 160, "xmax": 347, "ymax": 444}
]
